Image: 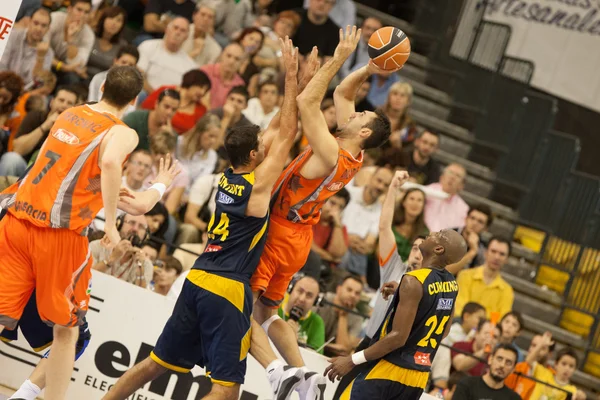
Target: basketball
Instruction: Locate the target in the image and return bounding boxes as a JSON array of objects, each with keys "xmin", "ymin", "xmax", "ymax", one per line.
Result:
[{"xmin": 368, "ymin": 27, "xmax": 411, "ymax": 70}]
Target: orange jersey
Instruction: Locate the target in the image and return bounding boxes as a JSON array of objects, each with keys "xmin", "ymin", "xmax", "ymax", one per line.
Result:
[
  {"xmin": 271, "ymin": 146, "xmax": 363, "ymax": 225},
  {"xmin": 0, "ymin": 105, "xmax": 124, "ymax": 234}
]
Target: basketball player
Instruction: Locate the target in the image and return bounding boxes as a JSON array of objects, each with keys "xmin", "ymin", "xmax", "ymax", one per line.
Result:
[
  {"xmin": 102, "ymin": 37, "xmax": 303, "ymax": 400},
  {"xmin": 0, "ymin": 65, "xmax": 179, "ymax": 400},
  {"xmin": 325, "ymin": 228, "xmax": 467, "ymax": 400},
  {"xmin": 249, "ymin": 26, "xmax": 398, "ymax": 398}
]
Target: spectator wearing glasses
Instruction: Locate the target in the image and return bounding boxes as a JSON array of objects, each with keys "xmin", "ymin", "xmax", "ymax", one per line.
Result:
[
  {"xmin": 123, "ymin": 89, "xmax": 181, "ymax": 151},
  {"xmin": 182, "ymin": 3, "xmax": 222, "ymax": 67},
  {"xmin": 88, "ymin": 44, "xmax": 140, "ymax": 103},
  {"xmin": 293, "ymin": 0, "xmax": 341, "ymax": 57},
  {"xmin": 339, "ymin": 17, "xmax": 381, "ymax": 79},
  {"xmin": 425, "ymin": 163, "xmax": 468, "ymax": 231},
  {"xmin": 0, "ymin": 8, "xmax": 53, "ymax": 88}
]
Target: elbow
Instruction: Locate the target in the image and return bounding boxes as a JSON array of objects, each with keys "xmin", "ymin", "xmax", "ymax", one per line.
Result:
[{"xmin": 101, "ymin": 157, "xmax": 120, "ymax": 171}]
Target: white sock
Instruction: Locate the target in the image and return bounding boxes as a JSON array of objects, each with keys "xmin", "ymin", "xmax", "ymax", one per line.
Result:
[
  {"xmin": 266, "ymin": 359, "xmax": 284, "ymax": 376},
  {"xmin": 10, "ymin": 380, "xmax": 41, "ymax": 400}
]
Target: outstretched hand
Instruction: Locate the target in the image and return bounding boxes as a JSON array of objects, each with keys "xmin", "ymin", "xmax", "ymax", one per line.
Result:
[
  {"xmin": 279, "ymin": 36, "xmax": 298, "ymax": 75},
  {"xmin": 391, "ymin": 170, "xmax": 410, "ymax": 189},
  {"xmin": 334, "ymin": 25, "xmax": 362, "ymax": 61},
  {"xmin": 366, "ymin": 59, "xmax": 403, "ymax": 75}
]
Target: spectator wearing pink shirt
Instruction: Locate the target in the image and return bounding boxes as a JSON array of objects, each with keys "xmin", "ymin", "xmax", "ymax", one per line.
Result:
[
  {"xmin": 424, "ymin": 163, "xmax": 469, "ymax": 231},
  {"xmin": 200, "ymin": 42, "xmax": 245, "ymax": 109}
]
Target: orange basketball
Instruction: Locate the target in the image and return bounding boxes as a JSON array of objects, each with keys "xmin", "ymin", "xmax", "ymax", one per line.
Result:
[{"xmin": 368, "ymin": 27, "xmax": 411, "ymax": 70}]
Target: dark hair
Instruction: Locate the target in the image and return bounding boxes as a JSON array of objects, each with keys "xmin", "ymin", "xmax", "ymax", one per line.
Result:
[
  {"xmin": 101, "ymin": 66, "xmax": 143, "ymax": 108},
  {"xmin": 392, "ymin": 188, "xmax": 427, "ymax": 243},
  {"xmin": 332, "ymin": 187, "xmax": 350, "ymax": 207},
  {"xmin": 228, "ymin": 85, "xmax": 250, "ymax": 104},
  {"xmin": 488, "ymin": 236, "xmax": 512, "ymax": 256},
  {"xmin": 556, "ymin": 347, "xmax": 579, "ymax": 366},
  {"xmin": 158, "ymin": 88, "xmax": 181, "ymax": 103},
  {"xmin": 181, "ymin": 69, "xmax": 211, "ymax": 90},
  {"xmin": 95, "ymin": 6, "xmax": 126, "ymax": 43},
  {"xmin": 468, "ymin": 204, "xmax": 494, "ymax": 227},
  {"xmin": 55, "ymin": 85, "xmax": 80, "ymax": 101},
  {"xmin": 71, "ymin": 0, "xmax": 92, "ymax": 7},
  {"xmin": 419, "ymin": 130, "xmax": 440, "ymax": 140},
  {"xmin": 25, "ymin": 95, "xmax": 44, "ymax": 112},
  {"xmin": 224, "ymin": 125, "xmax": 261, "ymax": 168},
  {"xmin": 340, "ymin": 274, "xmax": 363, "ymax": 288},
  {"xmin": 116, "ymin": 44, "xmax": 140, "ymax": 63},
  {"xmin": 235, "ymin": 27, "xmax": 265, "ymax": 56},
  {"xmin": 362, "ymin": 108, "xmax": 391, "ymax": 149},
  {"xmin": 0, "ymin": 71, "xmax": 24, "ymax": 114},
  {"xmin": 31, "ymin": 7, "xmax": 52, "ymax": 23},
  {"xmin": 162, "ymin": 256, "xmax": 183, "ymax": 275},
  {"xmin": 129, "ymin": 149, "xmax": 152, "ymax": 162},
  {"xmin": 258, "ymin": 80, "xmax": 280, "ymax": 95},
  {"xmin": 500, "ymin": 311, "xmax": 524, "ymax": 332},
  {"xmin": 447, "ymin": 371, "xmax": 467, "ymax": 391},
  {"xmin": 461, "ymin": 302, "xmax": 486, "ymax": 319},
  {"xmin": 145, "ymin": 202, "xmax": 169, "ymax": 238},
  {"xmin": 477, "ymin": 318, "xmax": 490, "ymax": 332},
  {"xmin": 492, "ymin": 343, "xmax": 519, "ymax": 361}
]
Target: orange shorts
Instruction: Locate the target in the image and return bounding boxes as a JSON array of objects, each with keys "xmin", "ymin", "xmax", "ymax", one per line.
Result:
[
  {"xmin": 0, "ymin": 213, "xmax": 92, "ymax": 330},
  {"xmin": 250, "ymin": 215, "xmax": 312, "ymax": 308}
]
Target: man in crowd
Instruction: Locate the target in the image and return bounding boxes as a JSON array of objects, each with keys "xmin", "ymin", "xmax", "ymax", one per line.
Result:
[
  {"xmin": 451, "ymin": 319, "xmax": 500, "ymax": 376},
  {"xmin": 211, "ymin": 86, "xmax": 253, "ymax": 144},
  {"xmin": 293, "ymin": 0, "xmax": 340, "ymax": 57},
  {"xmin": 88, "ymin": 45, "xmax": 140, "ymax": 103},
  {"xmin": 447, "ymin": 204, "xmax": 493, "ymax": 274},
  {"xmin": 339, "ymin": 17, "xmax": 382, "ymax": 78},
  {"xmin": 452, "ymin": 344, "xmax": 521, "ymax": 400},
  {"xmin": 123, "ymin": 89, "xmax": 180, "ymax": 151},
  {"xmin": 0, "ymin": 86, "xmax": 78, "ymax": 177},
  {"xmin": 455, "ymin": 237, "xmax": 514, "ymax": 318},
  {"xmin": 182, "ymin": 2, "xmax": 222, "ymax": 66},
  {"xmin": 0, "ymin": 8, "xmax": 54, "ymax": 88},
  {"xmin": 200, "ymin": 42, "xmax": 246, "ymax": 109},
  {"xmin": 151, "ymin": 256, "xmax": 184, "ymax": 296},
  {"xmin": 405, "ymin": 130, "xmax": 441, "ymax": 184},
  {"xmin": 302, "ymin": 0, "xmax": 357, "ymax": 31},
  {"xmin": 278, "ymin": 275, "xmax": 326, "ymax": 354},
  {"xmin": 137, "ymin": 17, "xmax": 198, "ymax": 93},
  {"xmin": 140, "ymin": 0, "xmax": 195, "ymax": 42},
  {"xmin": 425, "ymin": 163, "xmax": 469, "ymax": 231},
  {"xmin": 243, "ymin": 81, "xmax": 281, "ymax": 130},
  {"xmin": 91, "ymin": 214, "xmax": 154, "ymax": 288},
  {"xmin": 315, "ymin": 275, "xmax": 364, "ymax": 354},
  {"xmin": 339, "ymin": 167, "xmax": 393, "ymax": 281}
]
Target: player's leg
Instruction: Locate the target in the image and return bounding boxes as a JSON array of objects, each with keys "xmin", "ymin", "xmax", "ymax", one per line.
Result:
[
  {"xmin": 102, "ymin": 357, "xmax": 167, "ymax": 400},
  {"xmin": 44, "ymin": 325, "xmax": 79, "ymax": 400},
  {"xmin": 202, "ymin": 383, "xmax": 240, "ymax": 400}
]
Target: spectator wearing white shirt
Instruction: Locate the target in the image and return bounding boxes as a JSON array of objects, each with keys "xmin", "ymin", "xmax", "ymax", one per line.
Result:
[
  {"xmin": 178, "ymin": 171, "xmax": 222, "ymax": 244},
  {"xmin": 176, "ymin": 114, "xmax": 220, "ymax": 187},
  {"xmin": 88, "ymin": 45, "xmax": 140, "ymax": 102},
  {"xmin": 302, "ymin": 0, "xmax": 356, "ymax": 34},
  {"xmin": 340, "ymin": 166, "xmax": 394, "ymax": 281},
  {"xmin": 339, "ymin": 17, "xmax": 381, "ymax": 78},
  {"xmin": 48, "ymin": 0, "xmax": 95, "ymax": 84},
  {"xmin": 425, "ymin": 163, "xmax": 469, "ymax": 231},
  {"xmin": 137, "ymin": 17, "xmax": 198, "ymax": 95},
  {"xmin": 242, "ymin": 80, "xmax": 280, "ymax": 130},
  {"xmin": 182, "ymin": 2, "xmax": 222, "ymax": 67}
]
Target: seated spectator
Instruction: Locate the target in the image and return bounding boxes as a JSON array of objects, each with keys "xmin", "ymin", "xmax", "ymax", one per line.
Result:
[
  {"xmin": 255, "ymin": 11, "xmax": 301, "ymax": 71},
  {"xmin": 179, "ymin": 169, "xmax": 222, "ymax": 245},
  {"xmin": 367, "ymin": 69, "xmax": 401, "ymax": 108},
  {"xmin": 278, "ymin": 275, "xmax": 326, "ymax": 353},
  {"xmin": 505, "ymin": 332, "xmax": 556, "ymax": 400},
  {"xmin": 392, "ymin": 187, "xmax": 428, "ymax": 262},
  {"xmin": 455, "ymin": 237, "xmax": 514, "ymax": 318},
  {"xmin": 141, "ymin": 70, "xmax": 211, "ymax": 134},
  {"xmin": 48, "ymin": 0, "xmax": 95, "ymax": 85},
  {"xmin": 142, "ymin": 245, "xmax": 159, "ymax": 262},
  {"xmin": 182, "ymin": 2, "xmax": 222, "ymax": 66},
  {"xmin": 314, "ymin": 275, "xmax": 364, "ymax": 355},
  {"xmin": 425, "ymin": 163, "xmax": 469, "ymax": 231},
  {"xmin": 339, "ymin": 167, "xmax": 393, "ymax": 281},
  {"xmin": 177, "ymin": 114, "xmax": 220, "ymax": 185},
  {"xmin": 447, "ymin": 204, "xmax": 493, "ymax": 275},
  {"xmin": 212, "ymin": 0, "xmax": 255, "ymax": 44},
  {"xmin": 379, "ymin": 130, "xmax": 440, "ymax": 184},
  {"xmin": 123, "ymin": 88, "xmax": 180, "ymax": 151},
  {"xmin": 151, "ymin": 256, "xmax": 183, "ymax": 295},
  {"xmin": 234, "ymin": 27, "xmax": 265, "ymax": 94},
  {"xmin": 354, "ymin": 77, "xmax": 375, "ymax": 112},
  {"xmin": 211, "ymin": 86, "xmax": 253, "ymax": 146},
  {"xmin": 0, "ymin": 72, "xmax": 25, "ymax": 145},
  {"xmin": 339, "ymin": 17, "xmax": 381, "ymax": 78},
  {"xmin": 431, "ymin": 371, "xmax": 467, "ymax": 400},
  {"xmin": 200, "ymin": 43, "xmax": 246, "ymax": 109},
  {"xmin": 531, "ymin": 347, "xmax": 585, "ymax": 400},
  {"xmin": 0, "ymin": 86, "xmax": 78, "ymax": 177},
  {"xmin": 292, "ymin": 0, "xmax": 340, "ymax": 57},
  {"xmin": 86, "ymin": 6, "xmax": 127, "ymax": 78},
  {"xmin": 302, "ymin": 0, "xmax": 356, "ymax": 30},
  {"xmin": 88, "ymin": 44, "xmax": 140, "ymax": 103},
  {"xmin": 452, "ymin": 344, "xmax": 521, "ymax": 400},
  {"xmin": 498, "ymin": 311, "xmax": 525, "ymax": 363},
  {"xmin": 0, "ymin": 8, "xmax": 53, "ymax": 88},
  {"xmin": 379, "ymin": 82, "xmax": 417, "ymax": 149},
  {"xmin": 139, "ymin": 0, "xmax": 195, "ymax": 43},
  {"xmin": 91, "ymin": 213, "xmax": 154, "ymax": 287},
  {"xmin": 137, "ymin": 17, "xmax": 197, "ymax": 94},
  {"xmin": 451, "ymin": 319, "xmax": 500, "ymax": 376},
  {"xmin": 145, "ymin": 202, "xmax": 170, "ymax": 256},
  {"xmin": 243, "ymin": 80, "xmax": 280, "ymax": 130}
]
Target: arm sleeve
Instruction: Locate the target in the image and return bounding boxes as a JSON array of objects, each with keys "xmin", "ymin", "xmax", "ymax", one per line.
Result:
[
  {"xmin": 72, "ymin": 28, "xmax": 95, "ymax": 65},
  {"xmin": 136, "ymin": 42, "xmax": 151, "ymax": 72},
  {"xmin": 379, "ymin": 247, "xmax": 405, "ymax": 287},
  {"xmin": 307, "ymin": 315, "xmax": 326, "ymax": 354},
  {"xmin": 144, "ymin": 0, "xmax": 163, "ymax": 15},
  {"xmin": 0, "ymin": 36, "xmax": 14, "ymax": 70}
]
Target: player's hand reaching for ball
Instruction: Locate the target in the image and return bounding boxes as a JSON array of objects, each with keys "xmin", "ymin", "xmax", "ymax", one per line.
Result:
[
  {"xmin": 334, "ymin": 25, "xmax": 362, "ymax": 61},
  {"xmin": 392, "ymin": 170, "xmax": 410, "ymax": 189},
  {"xmin": 279, "ymin": 36, "xmax": 298, "ymax": 75},
  {"xmin": 367, "ymin": 59, "xmax": 402, "ymax": 75}
]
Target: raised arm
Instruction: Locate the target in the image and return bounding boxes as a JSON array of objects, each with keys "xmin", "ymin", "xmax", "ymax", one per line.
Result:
[
  {"xmin": 379, "ymin": 171, "xmax": 409, "ymax": 259},
  {"xmin": 247, "ymin": 37, "xmax": 298, "ymax": 218},
  {"xmin": 296, "ymin": 26, "xmax": 361, "ymax": 169}
]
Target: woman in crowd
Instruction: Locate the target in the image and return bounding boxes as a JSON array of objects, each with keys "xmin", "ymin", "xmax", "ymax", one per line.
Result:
[
  {"xmin": 393, "ymin": 187, "xmax": 429, "ymax": 261},
  {"xmin": 235, "ymin": 27, "xmax": 266, "ymax": 96},
  {"xmin": 87, "ymin": 6, "xmax": 127, "ymax": 79},
  {"xmin": 0, "ymin": 72, "xmax": 25, "ymax": 155},
  {"xmin": 379, "ymin": 81, "xmax": 417, "ymax": 151},
  {"xmin": 177, "ymin": 114, "xmax": 220, "ymax": 188},
  {"xmin": 255, "ymin": 11, "xmax": 301, "ymax": 71},
  {"xmin": 145, "ymin": 202, "xmax": 170, "ymax": 258}
]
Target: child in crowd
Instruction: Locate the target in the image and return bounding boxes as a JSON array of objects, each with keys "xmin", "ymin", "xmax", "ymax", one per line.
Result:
[
  {"xmin": 530, "ymin": 347, "xmax": 587, "ymax": 400},
  {"xmin": 446, "ymin": 302, "xmax": 486, "ymax": 345},
  {"xmin": 498, "ymin": 311, "xmax": 526, "ymax": 362}
]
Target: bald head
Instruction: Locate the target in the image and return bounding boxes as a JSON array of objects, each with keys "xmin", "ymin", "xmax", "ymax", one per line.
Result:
[
  {"xmin": 164, "ymin": 17, "xmax": 190, "ymax": 50},
  {"xmin": 419, "ymin": 230, "xmax": 467, "ymax": 268}
]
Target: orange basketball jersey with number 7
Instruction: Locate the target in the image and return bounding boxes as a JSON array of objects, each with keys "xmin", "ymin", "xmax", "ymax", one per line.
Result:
[{"xmin": 0, "ymin": 105, "xmax": 125, "ymax": 234}]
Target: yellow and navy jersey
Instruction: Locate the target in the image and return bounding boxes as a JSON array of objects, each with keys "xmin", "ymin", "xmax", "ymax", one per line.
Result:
[
  {"xmin": 371, "ymin": 267, "xmax": 458, "ymax": 372},
  {"xmin": 193, "ymin": 168, "xmax": 269, "ymax": 282}
]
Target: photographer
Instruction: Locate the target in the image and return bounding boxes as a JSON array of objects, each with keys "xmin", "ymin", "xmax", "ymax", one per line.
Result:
[{"xmin": 91, "ymin": 214, "xmax": 153, "ymax": 288}]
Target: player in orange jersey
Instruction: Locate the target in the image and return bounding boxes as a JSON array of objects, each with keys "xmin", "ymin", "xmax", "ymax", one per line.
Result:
[
  {"xmin": 249, "ymin": 26, "xmax": 401, "ymax": 399},
  {"xmin": 0, "ymin": 66, "xmax": 179, "ymax": 400}
]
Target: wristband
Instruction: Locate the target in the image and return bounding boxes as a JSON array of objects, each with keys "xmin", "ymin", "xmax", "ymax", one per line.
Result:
[
  {"xmin": 56, "ymin": 61, "xmax": 63, "ymax": 71},
  {"xmin": 351, "ymin": 350, "xmax": 367, "ymax": 365},
  {"xmin": 149, "ymin": 183, "xmax": 166, "ymax": 198}
]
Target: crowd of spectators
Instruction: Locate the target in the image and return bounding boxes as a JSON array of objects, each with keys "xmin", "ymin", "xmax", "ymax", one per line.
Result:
[{"xmin": 0, "ymin": 0, "xmax": 591, "ymax": 399}]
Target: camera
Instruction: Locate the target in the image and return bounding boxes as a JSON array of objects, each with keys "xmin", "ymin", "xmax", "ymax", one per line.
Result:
[{"xmin": 127, "ymin": 233, "xmax": 145, "ymax": 248}]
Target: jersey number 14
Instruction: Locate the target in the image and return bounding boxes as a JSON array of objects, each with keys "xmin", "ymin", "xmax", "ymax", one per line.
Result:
[{"xmin": 207, "ymin": 213, "xmax": 230, "ymax": 241}]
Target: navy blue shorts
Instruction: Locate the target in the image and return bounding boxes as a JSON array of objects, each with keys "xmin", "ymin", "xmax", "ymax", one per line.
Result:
[
  {"xmin": 0, "ymin": 290, "xmax": 91, "ymax": 359},
  {"xmin": 151, "ymin": 269, "xmax": 252, "ymax": 386},
  {"xmin": 340, "ymin": 359, "xmax": 428, "ymax": 400}
]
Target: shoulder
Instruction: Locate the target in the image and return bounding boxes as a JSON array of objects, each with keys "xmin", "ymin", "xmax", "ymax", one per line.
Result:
[
  {"xmin": 82, "ymin": 24, "xmax": 95, "ymax": 39},
  {"xmin": 405, "ymin": 268, "xmax": 432, "ymax": 285},
  {"xmin": 139, "ymin": 39, "xmax": 160, "ymax": 52}
]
